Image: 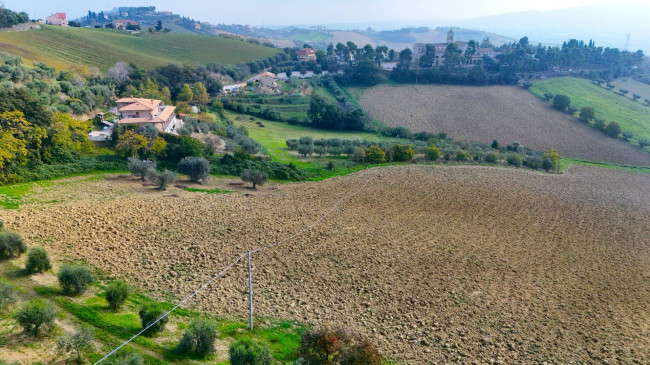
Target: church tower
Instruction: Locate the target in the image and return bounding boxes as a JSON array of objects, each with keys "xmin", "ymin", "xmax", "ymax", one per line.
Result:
[{"xmin": 447, "ymin": 28, "xmax": 454, "ymax": 44}]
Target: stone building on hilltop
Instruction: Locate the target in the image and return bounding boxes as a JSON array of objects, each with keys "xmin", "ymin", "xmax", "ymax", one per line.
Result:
[{"xmin": 412, "ymin": 28, "xmax": 500, "ymax": 67}]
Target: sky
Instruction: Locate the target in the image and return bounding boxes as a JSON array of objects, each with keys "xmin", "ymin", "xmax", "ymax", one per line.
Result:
[{"xmin": 3, "ymin": 0, "xmax": 614, "ymax": 26}]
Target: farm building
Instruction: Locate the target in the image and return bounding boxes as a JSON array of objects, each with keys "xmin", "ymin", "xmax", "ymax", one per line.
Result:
[
  {"xmin": 45, "ymin": 13, "xmax": 68, "ymax": 26},
  {"xmin": 297, "ymin": 47, "xmax": 317, "ymax": 61},
  {"xmin": 259, "ymin": 75, "xmax": 277, "ymax": 88},
  {"xmin": 412, "ymin": 28, "xmax": 500, "ymax": 67},
  {"xmin": 115, "ymin": 97, "xmax": 180, "ymax": 132},
  {"xmin": 112, "ymin": 20, "xmax": 138, "ymax": 30}
]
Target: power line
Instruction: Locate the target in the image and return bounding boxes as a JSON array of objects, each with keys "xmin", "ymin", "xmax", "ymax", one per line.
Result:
[{"xmin": 94, "ymin": 171, "xmax": 376, "ymax": 364}]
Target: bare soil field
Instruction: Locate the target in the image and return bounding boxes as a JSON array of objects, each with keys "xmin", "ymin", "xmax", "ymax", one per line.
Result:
[
  {"xmin": 1, "ymin": 166, "xmax": 649, "ymax": 363},
  {"xmin": 357, "ymin": 84, "xmax": 650, "ymax": 166}
]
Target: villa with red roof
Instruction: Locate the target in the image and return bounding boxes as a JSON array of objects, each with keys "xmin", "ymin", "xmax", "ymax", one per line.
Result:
[
  {"xmin": 296, "ymin": 48, "xmax": 317, "ymax": 61},
  {"xmin": 46, "ymin": 13, "xmax": 68, "ymax": 26},
  {"xmin": 116, "ymin": 98, "xmax": 179, "ymax": 132}
]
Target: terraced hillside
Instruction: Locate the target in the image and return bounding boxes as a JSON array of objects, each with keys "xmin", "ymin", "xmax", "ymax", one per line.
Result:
[
  {"xmin": 0, "ymin": 25, "xmax": 279, "ymax": 71},
  {"xmin": 357, "ymin": 84, "xmax": 650, "ymax": 166},
  {"xmin": 2, "ymin": 165, "xmax": 649, "ymax": 363}
]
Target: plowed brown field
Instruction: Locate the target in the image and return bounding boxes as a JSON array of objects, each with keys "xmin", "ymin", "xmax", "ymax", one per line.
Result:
[
  {"xmin": 2, "ymin": 166, "xmax": 649, "ymax": 364},
  {"xmin": 357, "ymin": 85, "xmax": 650, "ymax": 166}
]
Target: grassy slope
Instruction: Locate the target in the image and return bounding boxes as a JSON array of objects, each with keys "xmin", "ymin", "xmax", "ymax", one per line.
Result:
[
  {"xmin": 227, "ymin": 111, "xmax": 391, "ymax": 164},
  {"xmin": 0, "ymin": 25, "xmax": 279, "ymax": 71},
  {"xmin": 0, "ymin": 258, "xmax": 303, "ymax": 364},
  {"xmin": 611, "ymin": 78, "xmax": 650, "ymax": 102},
  {"xmin": 529, "ymin": 77, "xmax": 650, "ymax": 144}
]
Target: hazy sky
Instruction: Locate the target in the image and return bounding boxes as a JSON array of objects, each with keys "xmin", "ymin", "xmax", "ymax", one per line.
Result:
[{"xmin": 3, "ymin": 0, "xmax": 614, "ymax": 26}]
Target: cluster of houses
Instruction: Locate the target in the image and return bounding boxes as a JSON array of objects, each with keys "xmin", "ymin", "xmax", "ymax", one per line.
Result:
[
  {"xmin": 88, "ymin": 97, "xmax": 182, "ymax": 142},
  {"xmin": 412, "ymin": 28, "xmax": 501, "ymax": 67}
]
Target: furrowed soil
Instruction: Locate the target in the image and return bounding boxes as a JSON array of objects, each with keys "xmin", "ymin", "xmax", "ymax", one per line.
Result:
[
  {"xmin": 1, "ymin": 166, "xmax": 649, "ymax": 364},
  {"xmin": 357, "ymin": 84, "xmax": 650, "ymax": 166}
]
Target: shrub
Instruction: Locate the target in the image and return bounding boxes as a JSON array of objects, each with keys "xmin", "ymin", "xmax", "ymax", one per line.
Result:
[
  {"xmin": 622, "ymin": 131, "xmax": 633, "ymax": 140},
  {"xmin": 102, "ymin": 351, "xmax": 143, "ymax": 365},
  {"xmin": 299, "ymin": 137, "xmax": 313, "ymax": 145},
  {"xmin": 364, "ymin": 146, "xmax": 386, "ymax": 163},
  {"xmin": 15, "ymin": 299, "xmax": 56, "ymax": 335},
  {"xmin": 552, "ymin": 94, "xmax": 571, "ymax": 112},
  {"xmin": 127, "ymin": 157, "xmax": 156, "ymax": 181},
  {"xmin": 455, "ymin": 150, "xmax": 471, "ymax": 161},
  {"xmin": 176, "ymin": 319, "xmax": 218, "ymax": 356},
  {"xmin": 57, "ymin": 326, "xmax": 94, "ymax": 362},
  {"xmin": 241, "ymin": 169, "xmax": 268, "ymax": 189},
  {"xmin": 604, "ymin": 122, "xmax": 621, "ymax": 137},
  {"xmin": 0, "ymin": 282, "xmax": 17, "ymax": 312},
  {"xmin": 58, "ymin": 265, "xmax": 94, "ymax": 295},
  {"xmin": 0, "ymin": 231, "xmax": 27, "ymax": 259},
  {"xmin": 146, "ymin": 169, "xmax": 176, "ymax": 190},
  {"xmin": 542, "ymin": 158, "xmax": 554, "ymax": 171},
  {"xmin": 299, "ymin": 326, "xmax": 350, "ymax": 364},
  {"xmin": 485, "ymin": 152, "xmax": 499, "ymax": 163},
  {"xmin": 543, "ymin": 92, "xmax": 554, "ymax": 100},
  {"xmin": 391, "ymin": 144, "xmax": 415, "ymax": 162},
  {"xmin": 425, "ymin": 144, "xmax": 441, "ymax": 161},
  {"xmin": 340, "ymin": 339, "xmax": 382, "ymax": 365},
  {"xmin": 542, "ymin": 149, "xmax": 561, "ymax": 172},
  {"xmin": 579, "ymin": 106, "xmax": 595, "ymax": 122},
  {"xmin": 230, "ymin": 338, "xmax": 273, "ymax": 365},
  {"xmin": 491, "ymin": 140, "xmax": 499, "ymax": 149},
  {"xmin": 524, "ymin": 156, "xmax": 542, "ymax": 169},
  {"xmin": 352, "ymin": 147, "xmax": 365, "ymax": 162},
  {"xmin": 178, "ymin": 156, "xmax": 211, "ymax": 183},
  {"xmin": 567, "ymin": 105, "xmax": 578, "ymax": 114},
  {"xmin": 105, "ymin": 279, "xmax": 129, "ymax": 310},
  {"xmin": 139, "ymin": 302, "xmax": 168, "ymax": 334},
  {"xmin": 593, "ymin": 119, "xmax": 606, "ymax": 131},
  {"xmin": 25, "ymin": 247, "xmax": 51, "ymax": 273},
  {"xmin": 234, "ymin": 145, "xmax": 250, "ymax": 159},
  {"xmin": 639, "ymin": 139, "xmax": 650, "ymax": 148},
  {"xmin": 506, "ymin": 153, "xmax": 522, "ymax": 166}
]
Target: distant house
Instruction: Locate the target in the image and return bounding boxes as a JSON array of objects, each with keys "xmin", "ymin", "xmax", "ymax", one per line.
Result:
[
  {"xmin": 412, "ymin": 28, "xmax": 501, "ymax": 67},
  {"xmin": 112, "ymin": 20, "xmax": 138, "ymax": 30},
  {"xmin": 115, "ymin": 97, "xmax": 179, "ymax": 132},
  {"xmin": 46, "ymin": 13, "xmax": 68, "ymax": 26},
  {"xmin": 259, "ymin": 75, "xmax": 277, "ymax": 88},
  {"xmin": 296, "ymin": 48, "xmax": 317, "ymax": 61}
]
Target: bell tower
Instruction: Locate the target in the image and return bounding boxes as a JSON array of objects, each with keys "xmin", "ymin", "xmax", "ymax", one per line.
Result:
[{"xmin": 447, "ymin": 28, "xmax": 454, "ymax": 44}]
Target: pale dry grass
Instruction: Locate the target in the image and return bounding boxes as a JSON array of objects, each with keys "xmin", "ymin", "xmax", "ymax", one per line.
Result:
[
  {"xmin": 1, "ymin": 166, "xmax": 649, "ymax": 363},
  {"xmin": 358, "ymin": 84, "xmax": 650, "ymax": 166}
]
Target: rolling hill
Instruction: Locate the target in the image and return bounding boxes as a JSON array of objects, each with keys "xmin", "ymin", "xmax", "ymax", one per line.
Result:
[
  {"xmin": 529, "ymin": 77, "xmax": 650, "ymax": 146},
  {"xmin": 0, "ymin": 25, "xmax": 280, "ymax": 71}
]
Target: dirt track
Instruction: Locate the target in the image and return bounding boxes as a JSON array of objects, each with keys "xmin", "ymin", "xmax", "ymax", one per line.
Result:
[
  {"xmin": 2, "ymin": 166, "xmax": 649, "ymax": 363},
  {"xmin": 358, "ymin": 85, "xmax": 650, "ymax": 166}
]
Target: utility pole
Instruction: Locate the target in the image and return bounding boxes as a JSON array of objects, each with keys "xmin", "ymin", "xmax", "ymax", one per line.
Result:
[
  {"xmin": 338, "ymin": 203, "xmax": 343, "ymax": 232},
  {"xmin": 247, "ymin": 250, "xmax": 253, "ymax": 330}
]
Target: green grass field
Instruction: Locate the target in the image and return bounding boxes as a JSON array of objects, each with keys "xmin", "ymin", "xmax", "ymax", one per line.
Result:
[
  {"xmin": 529, "ymin": 77, "xmax": 650, "ymax": 145},
  {"xmin": 284, "ymin": 31, "xmax": 331, "ymax": 43},
  {"xmin": 227, "ymin": 111, "xmax": 394, "ymax": 164},
  {"xmin": 0, "ymin": 25, "xmax": 279, "ymax": 71},
  {"xmin": 611, "ymin": 78, "xmax": 650, "ymax": 102}
]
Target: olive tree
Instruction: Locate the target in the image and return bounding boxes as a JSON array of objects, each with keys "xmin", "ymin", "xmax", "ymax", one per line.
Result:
[
  {"xmin": 105, "ymin": 279, "xmax": 129, "ymax": 310},
  {"xmin": 146, "ymin": 168, "xmax": 176, "ymax": 191},
  {"xmin": 0, "ymin": 231, "xmax": 27, "ymax": 260},
  {"xmin": 127, "ymin": 157, "xmax": 156, "ymax": 181},
  {"xmin": 241, "ymin": 169, "xmax": 268, "ymax": 189},
  {"xmin": 139, "ymin": 302, "xmax": 168, "ymax": 334},
  {"xmin": 25, "ymin": 247, "xmax": 52, "ymax": 273},
  {"xmin": 230, "ymin": 339, "xmax": 272, "ymax": 365},
  {"xmin": 57, "ymin": 326, "xmax": 94, "ymax": 363},
  {"xmin": 58, "ymin": 265, "xmax": 94, "ymax": 295},
  {"xmin": 176, "ymin": 319, "xmax": 218, "ymax": 356},
  {"xmin": 0, "ymin": 282, "xmax": 17, "ymax": 312},
  {"xmin": 15, "ymin": 299, "xmax": 57, "ymax": 335},
  {"xmin": 177, "ymin": 156, "xmax": 211, "ymax": 183}
]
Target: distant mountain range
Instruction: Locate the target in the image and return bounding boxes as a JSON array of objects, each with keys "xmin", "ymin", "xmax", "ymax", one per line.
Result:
[{"xmin": 454, "ymin": 1, "xmax": 649, "ymax": 53}]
